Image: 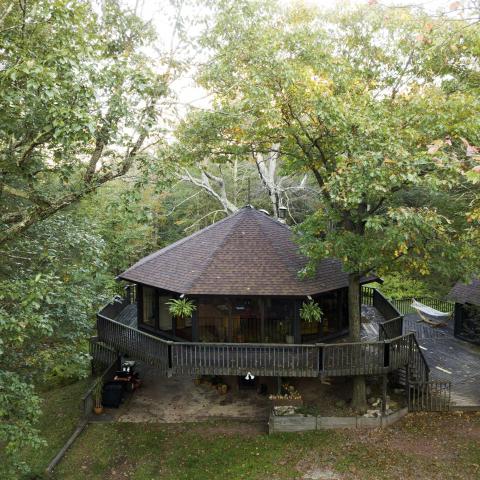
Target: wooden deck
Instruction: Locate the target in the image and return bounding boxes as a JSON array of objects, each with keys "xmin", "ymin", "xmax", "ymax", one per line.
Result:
[
  {"xmin": 92, "ymin": 289, "xmax": 480, "ymax": 412},
  {"xmin": 404, "ymin": 313, "xmax": 480, "ymax": 407},
  {"xmin": 95, "ymin": 297, "xmax": 419, "ymax": 380}
]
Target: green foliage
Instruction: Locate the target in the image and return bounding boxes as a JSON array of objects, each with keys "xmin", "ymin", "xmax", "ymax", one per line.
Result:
[
  {"xmin": 0, "ymin": 213, "xmax": 116, "ymax": 476},
  {"xmin": 379, "ymin": 273, "xmax": 437, "ymax": 300},
  {"xmin": 299, "ymin": 299, "xmax": 323, "ymax": 323},
  {"xmin": 0, "ymin": 0, "xmax": 168, "ymax": 245},
  {"xmin": 167, "ymin": 298, "xmax": 196, "ymax": 319},
  {"xmin": 79, "ymin": 182, "xmax": 160, "ymax": 275},
  {"xmin": 0, "ymin": 372, "xmax": 44, "ymax": 478},
  {"xmin": 195, "ymin": 0, "xmax": 480, "ymax": 338}
]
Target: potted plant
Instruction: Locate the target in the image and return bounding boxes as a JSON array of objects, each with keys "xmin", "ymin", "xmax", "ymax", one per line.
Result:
[
  {"xmin": 93, "ymin": 379, "xmax": 103, "ymax": 415},
  {"xmin": 167, "ymin": 297, "xmax": 196, "ymax": 328},
  {"xmin": 300, "ymin": 297, "xmax": 323, "ymax": 324}
]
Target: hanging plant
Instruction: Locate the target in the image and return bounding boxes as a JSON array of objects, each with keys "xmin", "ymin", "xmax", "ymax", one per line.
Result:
[
  {"xmin": 300, "ymin": 298, "xmax": 323, "ymax": 323},
  {"xmin": 167, "ymin": 297, "xmax": 196, "ymax": 319}
]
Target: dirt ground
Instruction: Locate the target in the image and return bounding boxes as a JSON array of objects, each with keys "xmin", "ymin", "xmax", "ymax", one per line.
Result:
[
  {"xmin": 112, "ymin": 366, "xmax": 406, "ymax": 423},
  {"xmin": 116, "ymin": 367, "xmax": 271, "ymax": 423}
]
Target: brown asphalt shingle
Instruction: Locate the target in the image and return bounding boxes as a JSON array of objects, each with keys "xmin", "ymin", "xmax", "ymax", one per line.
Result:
[
  {"xmin": 448, "ymin": 277, "xmax": 480, "ymax": 307},
  {"xmin": 119, "ymin": 206, "xmax": 362, "ymax": 296}
]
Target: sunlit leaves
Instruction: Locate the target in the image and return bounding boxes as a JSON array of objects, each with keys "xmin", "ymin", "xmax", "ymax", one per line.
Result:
[{"xmin": 197, "ymin": 0, "xmax": 479, "ymax": 289}]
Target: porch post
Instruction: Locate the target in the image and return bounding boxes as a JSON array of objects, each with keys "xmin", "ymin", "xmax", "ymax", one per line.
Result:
[
  {"xmin": 137, "ymin": 284, "xmax": 143, "ymax": 326},
  {"xmin": 260, "ymin": 298, "xmax": 265, "ymax": 342},
  {"xmin": 293, "ymin": 300, "xmax": 301, "ymax": 343},
  {"xmin": 192, "ymin": 298, "xmax": 199, "ymax": 342}
]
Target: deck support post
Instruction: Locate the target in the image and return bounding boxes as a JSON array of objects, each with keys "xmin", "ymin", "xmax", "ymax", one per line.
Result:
[
  {"xmin": 276, "ymin": 376, "xmax": 282, "ymax": 395},
  {"xmin": 382, "ymin": 374, "xmax": 388, "ymax": 416}
]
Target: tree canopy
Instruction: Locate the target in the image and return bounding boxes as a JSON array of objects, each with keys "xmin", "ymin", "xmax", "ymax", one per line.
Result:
[
  {"xmin": 0, "ymin": 0, "xmax": 169, "ymax": 246},
  {"xmin": 175, "ymin": 0, "xmax": 480, "ymax": 407}
]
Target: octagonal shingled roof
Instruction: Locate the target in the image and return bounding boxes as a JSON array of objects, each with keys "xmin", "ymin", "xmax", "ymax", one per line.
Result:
[{"xmin": 119, "ymin": 206, "xmax": 372, "ymax": 296}]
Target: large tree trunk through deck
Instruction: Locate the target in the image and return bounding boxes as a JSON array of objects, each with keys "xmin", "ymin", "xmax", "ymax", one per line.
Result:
[{"xmin": 348, "ymin": 273, "xmax": 367, "ymax": 412}]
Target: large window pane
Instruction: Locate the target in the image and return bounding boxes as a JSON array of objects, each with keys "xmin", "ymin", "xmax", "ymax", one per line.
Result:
[
  {"xmin": 231, "ymin": 298, "xmax": 261, "ymax": 343},
  {"xmin": 158, "ymin": 296, "xmax": 173, "ymax": 332},
  {"xmin": 171, "ymin": 297, "xmax": 192, "ymax": 341},
  {"xmin": 198, "ymin": 297, "xmax": 230, "ymax": 342},
  {"xmin": 142, "ymin": 287, "xmax": 156, "ymax": 327},
  {"xmin": 301, "ymin": 290, "xmax": 347, "ymax": 342},
  {"xmin": 264, "ymin": 298, "xmax": 294, "ymax": 343}
]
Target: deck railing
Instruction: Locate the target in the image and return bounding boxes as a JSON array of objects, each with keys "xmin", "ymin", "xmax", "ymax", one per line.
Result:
[
  {"xmin": 89, "ymin": 337, "xmax": 118, "ymax": 375},
  {"xmin": 407, "ymin": 333, "xmax": 430, "ymax": 384},
  {"xmin": 378, "ymin": 316, "xmax": 403, "ymax": 341},
  {"xmin": 372, "ymin": 288, "xmax": 402, "ymax": 321},
  {"xmin": 95, "ymin": 314, "xmax": 427, "ymax": 379},
  {"xmin": 390, "ymin": 297, "xmax": 454, "ymax": 316},
  {"xmin": 408, "ymin": 380, "xmax": 451, "ymax": 412},
  {"xmin": 321, "ymin": 340, "xmax": 386, "ymax": 376},
  {"xmin": 361, "ymin": 286, "xmax": 454, "ymax": 316},
  {"xmin": 361, "ymin": 286, "xmax": 374, "ymax": 306},
  {"xmin": 170, "ymin": 342, "xmax": 319, "ymax": 377}
]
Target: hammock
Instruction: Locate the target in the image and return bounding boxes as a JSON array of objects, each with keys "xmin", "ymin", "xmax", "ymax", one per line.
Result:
[{"xmin": 411, "ymin": 299, "xmax": 452, "ymax": 327}]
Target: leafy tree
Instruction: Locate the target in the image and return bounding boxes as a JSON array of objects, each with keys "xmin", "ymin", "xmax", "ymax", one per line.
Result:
[
  {"xmin": 0, "ymin": 0, "xmax": 169, "ymax": 246},
  {"xmin": 195, "ymin": 0, "xmax": 480, "ymax": 410},
  {"xmin": 0, "ymin": 213, "xmax": 116, "ymax": 476}
]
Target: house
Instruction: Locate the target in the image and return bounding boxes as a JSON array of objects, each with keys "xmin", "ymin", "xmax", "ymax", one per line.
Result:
[
  {"xmin": 92, "ymin": 206, "xmax": 429, "ymax": 398},
  {"xmin": 449, "ymin": 277, "xmax": 480, "ymax": 345},
  {"xmin": 117, "ymin": 206, "xmax": 373, "ymax": 345}
]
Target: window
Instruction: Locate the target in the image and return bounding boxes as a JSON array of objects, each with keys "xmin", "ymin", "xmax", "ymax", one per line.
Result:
[
  {"xmin": 300, "ymin": 290, "xmax": 348, "ymax": 341},
  {"xmin": 198, "ymin": 297, "xmax": 230, "ymax": 342},
  {"xmin": 264, "ymin": 298, "xmax": 294, "ymax": 343},
  {"xmin": 142, "ymin": 287, "xmax": 156, "ymax": 327},
  {"xmin": 158, "ymin": 296, "xmax": 173, "ymax": 333}
]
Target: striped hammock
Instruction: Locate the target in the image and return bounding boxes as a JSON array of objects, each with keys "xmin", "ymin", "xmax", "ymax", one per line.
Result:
[{"xmin": 411, "ymin": 299, "xmax": 452, "ymax": 327}]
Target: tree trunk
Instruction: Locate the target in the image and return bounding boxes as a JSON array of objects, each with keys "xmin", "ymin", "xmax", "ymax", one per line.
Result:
[{"xmin": 348, "ymin": 272, "xmax": 367, "ymax": 412}]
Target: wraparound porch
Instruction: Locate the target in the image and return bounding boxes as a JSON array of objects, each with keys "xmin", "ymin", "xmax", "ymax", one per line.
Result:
[{"xmin": 93, "ymin": 288, "xmax": 420, "ymax": 380}]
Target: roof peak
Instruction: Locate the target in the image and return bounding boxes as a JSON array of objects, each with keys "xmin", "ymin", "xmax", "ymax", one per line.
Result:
[{"xmin": 119, "ymin": 205, "xmax": 350, "ymax": 296}]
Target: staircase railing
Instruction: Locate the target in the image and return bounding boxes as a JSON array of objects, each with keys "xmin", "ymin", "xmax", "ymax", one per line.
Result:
[
  {"xmin": 378, "ymin": 316, "xmax": 403, "ymax": 341},
  {"xmin": 407, "ymin": 333, "xmax": 430, "ymax": 384},
  {"xmin": 408, "ymin": 380, "xmax": 451, "ymax": 412}
]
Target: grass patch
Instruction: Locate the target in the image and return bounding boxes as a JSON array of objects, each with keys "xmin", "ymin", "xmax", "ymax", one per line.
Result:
[
  {"xmin": 53, "ymin": 413, "xmax": 480, "ymax": 480},
  {"xmin": 12, "ymin": 382, "xmax": 480, "ymax": 480},
  {"xmin": 54, "ymin": 423, "xmax": 337, "ymax": 480},
  {"xmin": 20, "ymin": 378, "xmax": 90, "ymax": 479}
]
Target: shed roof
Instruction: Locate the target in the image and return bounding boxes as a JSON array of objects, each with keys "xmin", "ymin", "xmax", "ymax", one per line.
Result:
[
  {"xmin": 119, "ymin": 206, "xmax": 372, "ymax": 296},
  {"xmin": 448, "ymin": 277, "xmax": 480, "ymax": 307}
]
